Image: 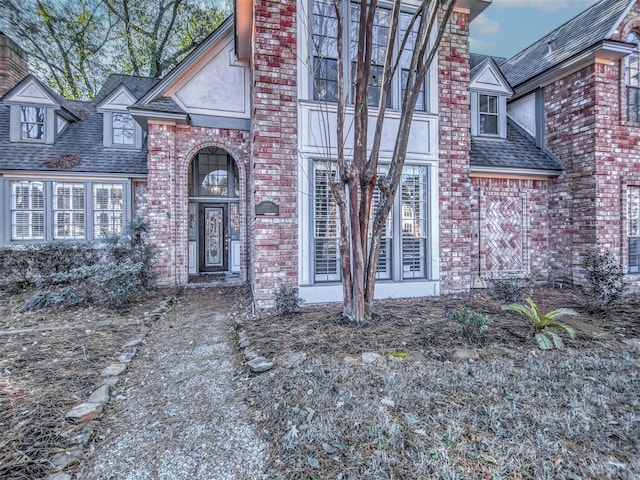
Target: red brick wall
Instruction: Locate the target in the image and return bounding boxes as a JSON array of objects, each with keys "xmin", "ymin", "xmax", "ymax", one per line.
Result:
[
  {"xmin": 250, "ymin": 0, "xmax": 298, "ymax": 306},
  {"xmin": 438, "ymin": 9, "xmax": 472, "ymax": 293},
  {"xmin": 543, "ymin": 2, "xmax": 640, "ymax": 290},
  {"xmin": 0, "ymin": 34, "xmax": 28, "ymax": 97},
  {"xmin": 146, "ymin": 123, "xmax": 251, "ymax": 286},
  {"xmin": 470, "ymin": 177, "xmax": 551, "ymax": 282}
]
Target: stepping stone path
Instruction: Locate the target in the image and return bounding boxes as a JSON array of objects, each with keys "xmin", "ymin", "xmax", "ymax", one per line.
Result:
[{"xmin": 77, "ymin": 288, "xmax": 267, "ymax": 480}]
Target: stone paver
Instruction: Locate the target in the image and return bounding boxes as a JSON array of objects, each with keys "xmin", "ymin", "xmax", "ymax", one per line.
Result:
[{"xmin": 79, "ymin": 288, "xmax": 266, "ymax": 480}]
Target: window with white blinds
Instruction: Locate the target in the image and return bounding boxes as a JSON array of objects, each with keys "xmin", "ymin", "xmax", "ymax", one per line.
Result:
[
  {"xmin": 629, "ymin": 186, "xmax": 640, "ymax": 273},
  {"xmin": 312, "ymin": 162, "xmax": 430, "ymax": 283},
  {"xmin": 314, "ymin": 166, "xmax": 341, "ymax": 282},
  {"xmin": 11, "ymin": 181, "xmax": 45, "ymax": 240},
  {"xmin": 401, "ymin": 166, "xmax": 428, "ymax": 279},
  {"xmin": 53, "ymin": 182, "xmax": 85, "ymax": 240}
]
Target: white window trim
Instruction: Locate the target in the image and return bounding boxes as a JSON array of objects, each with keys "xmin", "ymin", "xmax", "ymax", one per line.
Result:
[
  {"xmin": 303, "ymin": 158, "xmax": 437, "ymax": 285},
  {"xmin": 470, "ymin": 91, "xmax": 508, "ymax": 138},
  {"xmin": 8, "ymin": 104, "xmax": 56, "ymax": 144},
  {"xmin": 2, "ymin": 177, "xmax": 131, "ymax": 245}
]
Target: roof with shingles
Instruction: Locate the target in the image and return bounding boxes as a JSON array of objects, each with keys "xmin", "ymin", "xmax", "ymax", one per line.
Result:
[
  {"xmin": 134, "ymin": 97, "xmax": 186, "ymax": 114},
  {"xmin": 471, "ymin": 120, "xmax": 563, "ymax": 172},
  {"xmin": 94, "ymin": 74, "xmax": 160, "ymax": 106},
  {"xmin": 500, "ymin": 0, "xmax": 634, "ymax": 88},
  {"xmin": 0, "ymin": 76, "xmax": 155, "ymax": 175}
]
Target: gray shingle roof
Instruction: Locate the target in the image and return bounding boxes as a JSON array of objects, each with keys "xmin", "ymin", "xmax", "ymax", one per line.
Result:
[
  {"xmin": 470, "ymin": 53, "xmax": 506, "ymax": 72},
  {"xmin": 134, "ymin": 96, "xmax": 186, "ymax": 114},
  {"xmin": 471, "ymin": 120, "xmax": 563, "ymax": 172},
  {"xmin": 501, "ymin": 0, "xmax": 633, "ymax": 88},
  {"xmin": 0, "ymin": 100, "xmax": 147, "ymax": 175},
  {"xmin": 94, "ymin": 74, "xmax": 160, "ymax": 105}
]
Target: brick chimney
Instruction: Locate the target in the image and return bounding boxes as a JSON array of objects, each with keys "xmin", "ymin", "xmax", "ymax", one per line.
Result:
[{"xmin": 0, "ymin": 32, "xmax": 28, "ymax": 98}]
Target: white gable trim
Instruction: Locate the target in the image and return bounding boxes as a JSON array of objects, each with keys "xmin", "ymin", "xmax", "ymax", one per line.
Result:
[
  {"xmin": 96, "ymin": 85, "xmax": 136, "ymax": 112},
  {"xmin": 4, "ymin": 78, "xmax": 56, "ymax": 106},
  {"xmin": 470, "ymin": 61, "xmax": 513, "ymax": 96}
]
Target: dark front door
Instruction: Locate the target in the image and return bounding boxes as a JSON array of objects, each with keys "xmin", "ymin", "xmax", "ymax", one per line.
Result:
[{"xmin": 199, "ymin": 203, "xmax": 228, "ymax": 272}]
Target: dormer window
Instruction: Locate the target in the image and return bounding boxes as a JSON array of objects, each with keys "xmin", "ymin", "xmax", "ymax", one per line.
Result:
[
  {"xmin": 112, "ymin": 112, "xmax": 135, "ymax": 145},
  {"xmin": 479, "ymin": 94, "xmax": 498, "ymax": 135},
  {"xmin": 20, "ymin": 106, "xmax": 45, "ymax": 141}
]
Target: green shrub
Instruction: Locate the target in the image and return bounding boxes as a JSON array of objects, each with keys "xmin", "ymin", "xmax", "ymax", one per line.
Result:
[
  {"xmin": 583, "ymin": 248, "xmax": 626, "ymax": 307},
  {"xmin": 488, "ymin": 277, "xmax": 526, "ymax": 304},
  {"xmin": 502, "ymin": 298, "xmax": 576, "ymax": 350},
  {"xmin": 274, "ymin": 284, "xmax": 304, "ymax": 315},
  {"xmin": 451, "ymin": 306, "xmax": 489, "ymax": 342}
]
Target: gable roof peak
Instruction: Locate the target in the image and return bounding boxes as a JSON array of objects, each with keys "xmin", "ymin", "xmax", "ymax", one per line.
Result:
[{"xmin": 502, "ymin": 0, "xmax": 635, "ymax": 89}]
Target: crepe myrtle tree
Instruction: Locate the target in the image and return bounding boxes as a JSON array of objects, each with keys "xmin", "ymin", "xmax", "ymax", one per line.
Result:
[{"xmin": 311, "ymin": 0, "xmax": 455, "ymax": 323}]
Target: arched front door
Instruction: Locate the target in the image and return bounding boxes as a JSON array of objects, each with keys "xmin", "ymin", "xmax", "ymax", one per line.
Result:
[{"xmin": 188, "ymin": 148, "xmax": 240, "ymax": 275}]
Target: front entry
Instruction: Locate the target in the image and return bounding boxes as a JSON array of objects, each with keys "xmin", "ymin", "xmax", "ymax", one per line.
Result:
[{"xmin": 199, "ymin": 203, "xmax": 228, "ymax": 272}]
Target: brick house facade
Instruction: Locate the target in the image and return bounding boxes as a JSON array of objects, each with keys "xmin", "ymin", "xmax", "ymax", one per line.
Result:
[{"xmin": 3, "ymin": 0, "xmax": 638, "ymax": 307}]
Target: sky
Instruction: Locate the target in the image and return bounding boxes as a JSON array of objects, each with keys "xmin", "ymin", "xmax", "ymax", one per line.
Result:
[{"xmin": 470, "ymin": 0, "xmax": 602, "ymax": 60}]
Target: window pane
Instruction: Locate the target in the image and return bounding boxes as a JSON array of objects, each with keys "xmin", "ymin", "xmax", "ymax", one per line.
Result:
[
  {"xmin": 93, "ymin": 183, "xmax": 124, "ymax": 238},
  {"xmin": 479, "ymin": 114, "xmax": 498, "ymax": 135},
  {"xmin": 314, "ymin": 166, "xmax": 340, "ymax": 282},
  {"xmin": 312, "ymin": 0, "xmax": 339, "ymax": 102},
  {"xmin": 20, "ymin": 106, "xmax": 45, "ymax": 140},
  {"xmin": 112, "ymin": 113, "xmax": 135, "ymax": 145},
  {"xmin": 401, "ymin": 166, "xmax": 428, "ymax": 279},
  {"xmin": 370, "ymin": 170, "xmax": 392, "ymax": 279},
  {"xmin": 350, "ymin": 3, "xmax": 391, "ymax": 107},
  {"xmin": 629, "ymin": 186, "xmax": 640, "ymax": 273},
  {"xmin": 10, "ymin": 181, "xmax": 45, "ymax": 240},
  {"xmin": 400, "ymin": 11, "xmax": 427, "ymax": 111},
  {"xmin": 53, "ymin": 182, "xmax": 85, "ymax": 239}
]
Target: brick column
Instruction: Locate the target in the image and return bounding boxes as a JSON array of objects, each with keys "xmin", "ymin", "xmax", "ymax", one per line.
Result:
[
  {"xmin": 438, "ymin": 9, "xmax": 472, "ymax": 293},
  {"xmin": 146, "ymin": 122, "xmax": 179, "ymax": 286},
  {"xmin": 250, "ymin": 0, "xmax": 298, "ymax": 306}
]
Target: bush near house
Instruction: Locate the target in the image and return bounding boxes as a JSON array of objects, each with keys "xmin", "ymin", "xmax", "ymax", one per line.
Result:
[
  {"xmin": 583, "ymin": 248, "xmax": 626, "ymax": 308},
  {"xmin": 0, "ymin": 219, "xmax": 155, "ymax": 311}
]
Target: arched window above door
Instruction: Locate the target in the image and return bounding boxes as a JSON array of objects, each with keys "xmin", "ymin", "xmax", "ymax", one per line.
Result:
[{"xmin": 189, "ymin": 148, "xmax": 239, "ymax": 198}]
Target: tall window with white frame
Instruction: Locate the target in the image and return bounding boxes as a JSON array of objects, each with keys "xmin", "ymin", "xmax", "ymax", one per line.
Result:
[
  {"xmin": 20, "ymin": 106, "xmax": 45, "ymax": 141},
  {"xmin": 311, "ymin": 0, "xmax": 430, "ymax": 111},
  {"xmin": 313, "ymin": 165, "xmax": 341, "ymax": 282},
  {"xmin": 629, "ymin": 186, "xmax": 640, "ymax": 273},
  {"xmin": 401, "ymin": 166, "xmax": 428, "ymax": 279},
  {"xmin": 312, "ymin": 162, "xmax": 430, "ymax": 284},
  {"xmin": 478, "ymin": 94, "xmax": 498, "ymax": 135},
  {"xmin": 626, "ymin": 32, "xmax": 640, "ymax": 122}
]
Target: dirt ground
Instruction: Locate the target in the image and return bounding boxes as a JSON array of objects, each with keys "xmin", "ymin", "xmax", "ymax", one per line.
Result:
[
  {"xmin": 1, "ymin": 284, "xmax": 638, "ymax": 479},
  {"xmin": 244, "ymin": 286, "xmax": 640, "ymax": 360},
  {"xmin": 0, "ymin": 288, "xmax": 173, "ymax": 479},
  {"xmin": 241, "ymin": 286, "xmax": 640, "ymax": 480}
]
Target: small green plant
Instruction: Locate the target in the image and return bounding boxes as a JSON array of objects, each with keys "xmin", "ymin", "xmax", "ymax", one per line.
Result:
[
  {"xmin": 274, "ymin": 284, "xmax": 304, "ymax": 315},
  {"xmin": 489, "ymin": 277, "xmax": 526, "ymax": 304},
  {"xmin": 452, "ymin": 306, "xmax": 489, "ymax": 342},
  {"xmin": 583, "ymin": 248, "xmax": 626, "ymax": 307},
  {"xmin": 502, "ymin": 298, "xmax": 576, "ymax": 350}
]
